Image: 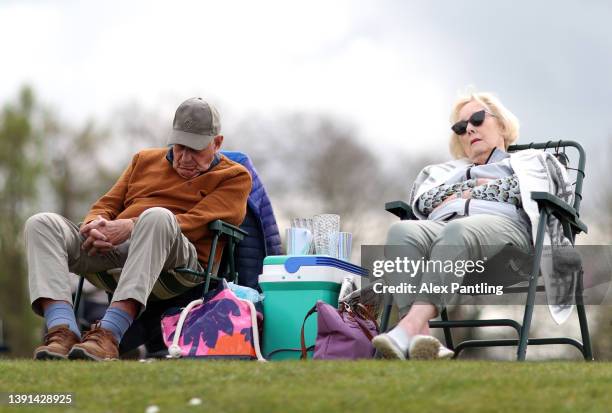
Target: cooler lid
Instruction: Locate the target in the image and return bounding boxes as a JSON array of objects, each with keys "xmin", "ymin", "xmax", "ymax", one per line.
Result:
[{"xmin": 263, "ymin": 255, "xmax": 368, "ymax": 277}]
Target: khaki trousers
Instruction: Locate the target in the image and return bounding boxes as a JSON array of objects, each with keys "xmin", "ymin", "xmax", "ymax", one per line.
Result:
[
  {"xmin": 385, "ymin": 214, "xmax": 532, "ymax": 316},
  {"xmin": 25, "ymin": 207, "xmax": 203, "ymax": 316}
]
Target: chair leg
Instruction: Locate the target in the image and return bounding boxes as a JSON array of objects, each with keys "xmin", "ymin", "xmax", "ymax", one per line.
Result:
[
  {"xmin": 440, "ymin": 308, "xmax": 455, "ymax": 351},
  {"xmin": 379, "ymin": 293, "xmax": 393, "ymax": 332},
  {"xmin": 517, "ymin": 210, "xmax": 547, "ymax": 361},
  {"xmin": 227, "ymin": 241, "xmax": 237, "ymax": 283},
  {"xmin": 73, "ymin": 276, "xmax": 85, "ymax": 317},
  {"xmin": 203, "ymin": 233, "xmax": 220, "ymax": 295},
  {"xmin": 576, "ymin": 303, "xmax": 593, "ymax": 360},
  {"xmin": 576, "ymin": 270, "xmax": 593, "ymax": 360},
  {"xmin": 517, "ymin": 285, "xmax": 536, "ymax": 361}
]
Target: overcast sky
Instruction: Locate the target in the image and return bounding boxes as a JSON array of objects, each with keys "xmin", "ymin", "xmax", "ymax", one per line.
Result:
[{"xmin": 1, "ymin": 0, "xmax": 611, "ymax": 169}]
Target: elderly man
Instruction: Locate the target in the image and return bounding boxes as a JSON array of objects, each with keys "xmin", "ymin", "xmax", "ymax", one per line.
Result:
[{"xmin": 25, "ymin": 98, "xmax": 251, "ymax": 361}]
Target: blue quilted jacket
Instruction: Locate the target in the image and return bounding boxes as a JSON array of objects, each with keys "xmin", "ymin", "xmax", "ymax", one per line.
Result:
[{"xmin": 222, "ymin": 151, "xmax": 282, "ymax": 288}]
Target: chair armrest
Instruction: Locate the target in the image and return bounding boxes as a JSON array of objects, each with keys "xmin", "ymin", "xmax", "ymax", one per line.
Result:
[
  {"xmin": 208, "ymin": 219, "xmax": 248, "ymax": 241},
  {"xmin": 530, "ymin": 192, "xmax": 588, "ymax": 234},
  {"xmin": 385, "ymin": 201, "xmax": 417, "ymax": 220},
  {"xmin": 175, "ymin": 220, "xmax": 248, "ymax": 278}
]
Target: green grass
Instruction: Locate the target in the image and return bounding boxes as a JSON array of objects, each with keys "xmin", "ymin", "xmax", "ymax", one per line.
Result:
[{"xmin": 1, "ymin": 360, "xmax": 611, "ymax": 413}]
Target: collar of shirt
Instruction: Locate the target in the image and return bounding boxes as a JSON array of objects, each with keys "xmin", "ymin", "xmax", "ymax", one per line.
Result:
[{"xmin": 483, "ymin": 147, "xmax": 510, "ymax": 164}]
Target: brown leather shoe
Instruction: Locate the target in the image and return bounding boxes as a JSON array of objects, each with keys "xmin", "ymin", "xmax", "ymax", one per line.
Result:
[
  {"xmin": 68, "ymin": 323, "xmax": 119, "ymax": 361},
  {"xmin": 34, "ymin": 325, "xmax": 81, "ymax": 360}
]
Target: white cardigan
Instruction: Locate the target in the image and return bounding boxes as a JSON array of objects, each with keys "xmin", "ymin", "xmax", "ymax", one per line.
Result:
[{"xmin": 409, "ymin": 149, "xmax": 573, "ymax": 246}]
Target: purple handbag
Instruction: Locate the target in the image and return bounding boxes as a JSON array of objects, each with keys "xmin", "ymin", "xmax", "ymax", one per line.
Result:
[{"xmin": 300, "ymin": 300, "xmax": 379, "ymax": 360}]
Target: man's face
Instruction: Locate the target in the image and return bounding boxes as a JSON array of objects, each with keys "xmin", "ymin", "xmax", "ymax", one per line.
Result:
[{"xmin": 172, "ymin": 135, "xmax": 223, "ymax": 179}]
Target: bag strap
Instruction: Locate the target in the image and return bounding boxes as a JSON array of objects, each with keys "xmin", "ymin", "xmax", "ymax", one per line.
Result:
[
  {"xmin": 353, "ymin": 303, "xmax": 380, "ymax": 332},
  {"xmin": 236, "ymin": 297, "xmax": 267, "ymax": 362},
  {"xmin": 340, "ymin": 303, "xmax": 379, "ymax": 342},
  {"xmin": 167, "ymin": 298, "xmax": 204, "ymax": 358},
  {"xmin": 348, "ymin": 313, "xmax": 375, "ymax": 341},
  {"xmin": 266, "ymin": 346, "xmax": 314, "ymax": 358},
  {"xmin": 300, "ymin": 303, "xmax": 319, "ymax": 360}
]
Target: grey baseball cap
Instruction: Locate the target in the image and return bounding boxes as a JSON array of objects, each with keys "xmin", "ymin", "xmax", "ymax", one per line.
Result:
[{"xmin": 167, "ymin": 97, "xmax": 221, "ymax": 150}]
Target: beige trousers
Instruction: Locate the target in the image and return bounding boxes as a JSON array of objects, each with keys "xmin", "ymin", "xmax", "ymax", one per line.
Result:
[
  {"xmin": 385, "ymin": 214, "xmax": 533, "ymax": 315},
  {"xmin": 25, "ymin": 207, "xmax": 203, "ymax": 316}
]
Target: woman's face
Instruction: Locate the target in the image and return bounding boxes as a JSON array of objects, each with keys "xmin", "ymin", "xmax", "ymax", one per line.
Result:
[{"xmin": 456, "ymin": 100, "xmax": 505, "ymax": 164}]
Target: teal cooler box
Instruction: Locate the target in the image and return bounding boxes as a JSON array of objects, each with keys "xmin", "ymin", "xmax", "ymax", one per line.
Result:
[{"xmin": 259, "ymin": 255, "xmax": 368, "ymax": 360}]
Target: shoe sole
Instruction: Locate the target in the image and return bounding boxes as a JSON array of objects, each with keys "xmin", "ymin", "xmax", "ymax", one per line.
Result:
[
  {"xmin": 68, "ymin": 347, "xmax": 115, "ymax": 362},
  {"xmin": 34, "ymin": 350, "xmax": 68, "ymax": 361},
  {"xmin": 372, "ymin": 335, "xmax": 406, "ymax": 360},
  {"xmin": 409, "ymin": 335, "xmax": 442, "ymax": 360}
]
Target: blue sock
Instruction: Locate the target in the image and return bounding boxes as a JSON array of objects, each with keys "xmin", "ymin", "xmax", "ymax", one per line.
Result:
[
  {"xmin": 44, "ymin": 302, "xmax": 81, "ymax": 339},
  {"xmin": 100, "ymin": 307, "xmax": 134, "ymax": 343}
]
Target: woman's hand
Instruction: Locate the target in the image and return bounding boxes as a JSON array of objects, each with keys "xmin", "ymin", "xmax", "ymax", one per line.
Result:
[{"xmin": 432, "ymin": 193, "xmax": 458, "ymax": 212}]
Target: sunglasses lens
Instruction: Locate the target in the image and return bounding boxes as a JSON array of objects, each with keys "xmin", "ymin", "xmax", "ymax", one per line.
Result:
[
  {"xmin": 469, "ymin": 110, "xmax": 486, "ymax": 126},
  {"xmin": 452, "ymin": 121, "xmax": 468, "ymax": 135}
]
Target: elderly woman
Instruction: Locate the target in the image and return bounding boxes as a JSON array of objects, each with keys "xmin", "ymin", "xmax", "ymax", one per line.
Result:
[{"xmin": 372, "ymin": 92, "xmax": 535, "ymax": 360}]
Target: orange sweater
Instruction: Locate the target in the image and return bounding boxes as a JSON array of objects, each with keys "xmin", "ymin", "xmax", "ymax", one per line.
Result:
[{"xmin": 84, "ymin": 148, "xmax": 252, "ymax": 264}]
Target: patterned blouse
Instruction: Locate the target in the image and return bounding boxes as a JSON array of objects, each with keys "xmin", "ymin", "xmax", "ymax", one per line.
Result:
[{"xmin": 418, "ymin": 174, "xmax": 522, "ymax": 216}]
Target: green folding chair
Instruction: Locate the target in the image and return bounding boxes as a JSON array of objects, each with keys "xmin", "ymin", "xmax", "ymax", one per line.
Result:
[{"xmin": 380, "ymin": 140, "xmax": 592, "ymax": 361}]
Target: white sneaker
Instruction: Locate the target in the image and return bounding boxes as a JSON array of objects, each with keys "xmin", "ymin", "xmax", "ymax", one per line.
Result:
[
  {"xmin": 372, "ymin": 334, "xmax": 407, "ymax": 360},
  {"xmin": 373, "ymin": 334, "xmax": 449, "ymax": 360},
  {"xmin": 408, "ymin": 335, "xmax": 442, "ymax": 360},
  {"xmin": 437, "ymin": 345, "xmax": 455, "ymax": 359}
]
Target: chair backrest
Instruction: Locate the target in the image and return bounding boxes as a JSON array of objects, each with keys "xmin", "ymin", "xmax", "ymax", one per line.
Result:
[{"xmin": 507, "ymin": 140, "xmax": 586, "ymax": 216}]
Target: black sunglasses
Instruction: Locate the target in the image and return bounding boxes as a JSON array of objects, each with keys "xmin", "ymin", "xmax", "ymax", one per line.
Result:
[{"xmin": 451, "ymin": 110, "xmax": 494, "ymax": 135}]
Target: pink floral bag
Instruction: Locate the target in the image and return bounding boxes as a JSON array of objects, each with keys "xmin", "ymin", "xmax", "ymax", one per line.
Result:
[{"xmin": 161, "ymin": 280, "xmax": 265, "ymax": 360}]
